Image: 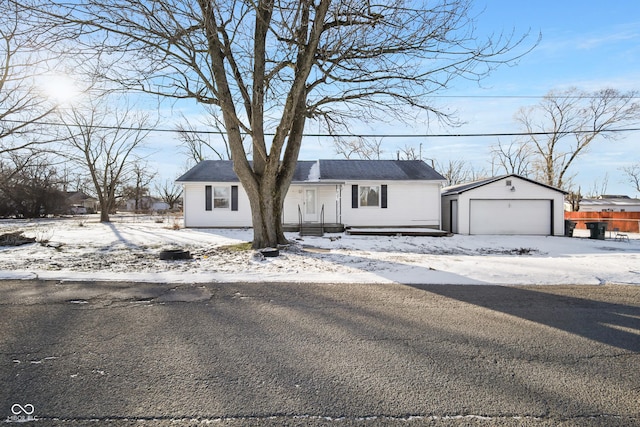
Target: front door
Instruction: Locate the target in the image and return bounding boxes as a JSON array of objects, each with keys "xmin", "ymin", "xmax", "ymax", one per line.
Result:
[{"xmin": 304, "ymin": 188, "xmax": 317, "ymax": 222}]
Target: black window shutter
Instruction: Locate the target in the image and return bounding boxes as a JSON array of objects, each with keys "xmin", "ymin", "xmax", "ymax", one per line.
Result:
[
  {"xmin": 231, "ymin": 185, "xmax": 238, "ymax": 211},
  {"xmin": 205, "ymin": 185, "xmax": 212, "ymax": 211},
  {"xmin": 381, "ymin": 185, "xmax": 388, "ymax": 208},
  {"xmin": 352, "ymin": 185, "xmax": 358, "ymax": 208}
]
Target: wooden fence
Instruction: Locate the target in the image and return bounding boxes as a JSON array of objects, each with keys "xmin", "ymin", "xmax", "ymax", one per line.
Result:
[{"xmin": 564, "ymin": 211, "xmax": 640, "ymax": 233}]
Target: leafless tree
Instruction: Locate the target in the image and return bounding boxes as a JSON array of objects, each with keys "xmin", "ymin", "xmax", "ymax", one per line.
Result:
[
  {"xmin": 436, "ymin": 159, "xmax": 487, "ymax": 187},
  {"xmin": 621, "ymin": 163, "xmax": 640, "ymax": 194},
  {"xmin": 566, "ymin": 188, "xmax": 582, "ymax": 212},
  {"xmin": 25, "ymin": 0, "xmax": 536, "ymax": 247},
  {"xmin": 490, "ymin": 139, "xmax": 533, "ymax": 176},
  {"xmin": 0, "ymin": 3, "xmax": 60, "ymax": 156},
  {"xmin": 334, "ymin": 137, "xmax": 383, "ymax": 160},
  {"xmin": 515, "ymin": 88, "xmax": 640, "ymax": 190},
  {"xmin": 156, "ymin": 179, "xmax": 183, "ymax": 211},
  {"xmin": 176, "ymin": 109, "xmax": 234, "ymax": 166},
  {"xmin": 586, "ymin": 174, "xmax": 610, "ymax": 198},
  {"xmin": 397, "ymin": 145, "xmax": 420, "ymax": 161},
  {"xmin": 59, "ymin": 95, "xmax": 152, "ymax": 222},
  {"xmin": 122, "ymin": 160, "xmax": 157, "ymax": 212},
  {"xmin": 0, "ymin": 151, "xmax": 68, "ymax": 218}
]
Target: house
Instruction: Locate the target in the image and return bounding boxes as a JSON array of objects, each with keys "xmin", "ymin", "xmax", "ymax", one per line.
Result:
[
  {"xmin": 176, "ymin": 159, "xmax": 446, "ymax": 233},
  {"xmin": 123, "ymin": 196, "xmax": 171, "ymax": 213},
  {"xmin": 578, "ymin": 195, "xmax": 640, "ymax": 212},
  {"xmin": 66, "ymin": 191, "xmax": 99, "ymax": 214},
  {"xmin": 441, "ymin": 174, "xmax": 566, "ymax": 235}
]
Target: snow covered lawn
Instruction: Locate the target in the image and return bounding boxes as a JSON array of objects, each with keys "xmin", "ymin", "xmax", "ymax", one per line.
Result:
[{"xmin": 1, "ymin": 214, "xmax": 639, "ymax": 286}]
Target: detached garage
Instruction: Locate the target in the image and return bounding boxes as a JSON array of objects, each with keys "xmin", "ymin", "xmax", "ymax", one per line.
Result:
[{"xmin": 441, "ymin": 175, "xmax": 566, "ymax": 235}]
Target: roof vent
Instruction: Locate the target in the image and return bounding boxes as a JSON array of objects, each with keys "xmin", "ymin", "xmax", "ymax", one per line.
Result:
[{"xmin": 505, "ymin": 180, "xmax": 512, "ymax": 186}]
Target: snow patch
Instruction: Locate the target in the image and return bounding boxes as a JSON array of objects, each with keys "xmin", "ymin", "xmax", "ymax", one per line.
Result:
[
  {"xmin": 0, "ymin": 215, "xmax": 639, "ymax": 286},
  {"xmin": 307, "ymin": 161, "xmax": 320, "ymax": 181}
]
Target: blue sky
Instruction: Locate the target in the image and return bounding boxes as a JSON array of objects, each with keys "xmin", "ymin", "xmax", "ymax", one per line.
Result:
[{"xmin": 149, "ymin": 1, "xmax": 640, "ymax": 196}]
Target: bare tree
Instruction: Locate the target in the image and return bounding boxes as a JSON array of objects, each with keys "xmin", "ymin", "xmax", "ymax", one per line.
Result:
[
  {"xmin": 60, "ymin": 95, "xmax": 152, "ymax": 222},
  {"xmin": 26, "ymin": 0, "xmax": 536, "ymax": 247},
  {"xmin": 156, "ymin": 179, "xmax": 183, "ymax": 211},
  {"xmin": 586, "ymin": 174, "xmax": 610, "ymax": 198},
  {"xmin": 621, "ymin": 163, "xmax": 640, "ymax": 194},
  {"xmin": 565, "ymin": 188, "xmax": 582, "ymax": 212},
  {"xmin": 490, "ymin": 139, "xmax": 533, "ymax": 176},
  {"xmin": 436, "ymin": 159, "xmax": 487, "ymax": 187},
  {"xmin": 176, "ymin": 109, "xmax": 234, "ymax": 165},
  {"xmin": 0, "ymin": 3, "xmax": 60, "ymax": 155},
  {"xmin": 334, "ymin": 137, "xmax": 383, "ymax": 160},
  {"xmin": 0, "ymin": 151, "xmax": 68, "ymax": 218},
  {"xmin": 397, "ymin": 145, "xmax": 420, "ymax": 161},
  {"xmin": 515, "ymin": 88, "xmax": 640, "ymax": 190},
  {"xmin": 121, "ymin": 160, "xmax": 157, "ymax": 212}
]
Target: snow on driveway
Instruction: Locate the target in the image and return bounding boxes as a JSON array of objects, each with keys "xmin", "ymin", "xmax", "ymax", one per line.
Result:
[{"xmin": 0, "ymin": 215, "xmax": 638, "ymax": 286}]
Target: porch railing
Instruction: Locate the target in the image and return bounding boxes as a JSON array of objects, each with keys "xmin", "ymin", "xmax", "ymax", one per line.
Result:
[{"xmin": 296, "ymin": 203, "xmax": 325, "ymax": 236}]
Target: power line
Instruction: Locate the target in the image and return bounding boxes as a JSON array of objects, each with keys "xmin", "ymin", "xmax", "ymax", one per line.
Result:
[{"xmin": 3, "ymin": 119, "xmax": 640, "ymax": 138}]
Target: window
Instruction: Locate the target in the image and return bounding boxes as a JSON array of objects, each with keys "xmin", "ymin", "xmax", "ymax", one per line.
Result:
[
  {"xmin": 214, "ymin": 187, "xmax": 230, "ymax": 209},
  {"xmin": 206, "ymin": 185, "xmax": 238, "ymax": 211},
  {"xmin": 359, "ymin": 186, "xmax": 379, "ymax": 207},
  {"xmin": 352, "ymin": 184, "xmax": 387, "ymax": 208}
]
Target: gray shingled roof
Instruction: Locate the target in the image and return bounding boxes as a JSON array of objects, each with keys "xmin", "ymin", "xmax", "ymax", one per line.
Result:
[
  {"xmin": 441, "ymin": 174, "xmax": 567, "ymax": 196},
  {"xmin": 176, "ymin": 160, "xmax": 239, "ymax": 182},
  {"xmin": 177, "ymin": 159, "xmax": 445, "ymax": 182},
  {"xmin": 319, "ymin": 160, "xmax": 445, "ymax": 180}
]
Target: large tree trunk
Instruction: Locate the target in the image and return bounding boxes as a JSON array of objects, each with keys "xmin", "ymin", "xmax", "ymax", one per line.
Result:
[{"xmin": 245, "ymin": 179, "xmax": 288, "ymax": 249}]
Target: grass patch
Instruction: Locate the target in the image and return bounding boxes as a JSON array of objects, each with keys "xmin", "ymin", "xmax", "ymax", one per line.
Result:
[{"xmin": 218, "ymin": 242, "xmax": 253, "ymax": 252}]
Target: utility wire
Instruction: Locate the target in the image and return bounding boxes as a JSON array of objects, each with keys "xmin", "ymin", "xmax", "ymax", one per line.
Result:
[{"xmin": 3, "ymin": 119, "xmax": 639, "ymax": 138}]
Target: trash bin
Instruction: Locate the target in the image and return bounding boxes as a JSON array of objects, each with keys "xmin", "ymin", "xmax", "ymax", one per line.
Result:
[
  {"xmin": 564, "ymin": 219, "xmax": 576, "ymax": 237},
  {"xmin": 585, "ymin": 221, "xmax": 607, "ymax": 240}
]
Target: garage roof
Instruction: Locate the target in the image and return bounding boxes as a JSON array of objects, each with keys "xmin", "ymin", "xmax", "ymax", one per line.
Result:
[{"xmin": 441, "ymin": 174, "xmax": 567, "ymax": 196}]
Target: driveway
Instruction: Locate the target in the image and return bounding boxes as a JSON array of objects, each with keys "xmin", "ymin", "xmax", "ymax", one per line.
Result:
[{"xmin": 1, "ymin": 280, "xmax": 639, "ymax": 426}]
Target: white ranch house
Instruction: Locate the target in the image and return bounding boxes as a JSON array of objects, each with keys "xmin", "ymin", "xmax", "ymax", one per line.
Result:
[
  {"xmin": 176, "ymin": 159, "xmax": 446, "ymax": 234},
  {"xmin": 441, "ymin": 174, "xmax": 567, "ymax": 236}
]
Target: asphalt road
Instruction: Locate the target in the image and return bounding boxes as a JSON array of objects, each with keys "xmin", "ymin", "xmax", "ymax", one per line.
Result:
[{"xmin": 1, "ymin": 280, "xmax": 639, "ymax": 426}]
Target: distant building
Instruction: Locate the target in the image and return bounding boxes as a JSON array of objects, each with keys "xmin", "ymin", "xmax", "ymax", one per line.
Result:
[
  {"xmin": 66, "ymin": 191, "xmax": 98, "ymax": 214},
  {"xmin": 123, "ymin": 196, "xmax": 170, "ymax": 213},
  {"xmin": 579, "ymin": 195, "xmax": 640, "ymax": 212}
]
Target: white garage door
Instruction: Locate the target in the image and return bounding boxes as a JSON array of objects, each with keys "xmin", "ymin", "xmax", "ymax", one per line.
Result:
[{"xmin": 469, "ymin": 199, "xmax": 552, "ymax": 235}]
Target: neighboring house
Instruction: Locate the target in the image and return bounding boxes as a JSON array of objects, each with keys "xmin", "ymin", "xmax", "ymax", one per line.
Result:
[
  {"xmin": 578, "ymin": 195, "xmax": 640, "ymax": 212},
  {"xmin": 66, "ymin": 191, "xmax": 99, "ymax": 214},
  {"xmin": 123, "ymin": 196, "xmax": 171, "ymax": 212},
  {"xmin": 176, "ymin": 159, "xmax": 446, "ymax": 232},
  {"xmin": 441, "ymin": 174, "xmax": 566, "ymax": 235}
]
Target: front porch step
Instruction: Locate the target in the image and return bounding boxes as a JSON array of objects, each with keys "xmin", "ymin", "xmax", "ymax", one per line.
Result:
[{"xmin": 299, "ymin": 223, "xmax": 324, "ymax": 237}]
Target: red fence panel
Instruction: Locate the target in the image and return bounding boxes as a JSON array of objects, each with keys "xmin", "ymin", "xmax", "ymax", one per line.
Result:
[{"xmin": 564, "ymin": 212, "xmax": 640, "ymax": 233}]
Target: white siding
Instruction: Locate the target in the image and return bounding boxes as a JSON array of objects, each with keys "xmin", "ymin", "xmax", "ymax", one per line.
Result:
[
  {"xmin": 441, "ymin": 195, "xmax": 456, "ymax": 233},
  {"xmin": 282, "ymin": 185, "xmax": 341, "ymax": 224},
  {"xmin": 341, "ymin": 181, "xmax": 441, "ymax": 228},
  {"xmin": 183, "ymin": 181, "xmax": 443, "ymax": 229},
  {"xmin": 182, "ymin": 183, "xmax": 252, "ymax": 227},
  {"xmin": 442, "ymin": 176, "xmax": 565, "ymax": 235},
  {"xmin": 580, "ymin": 203, "xmax": 640, "ymax": 212}
]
